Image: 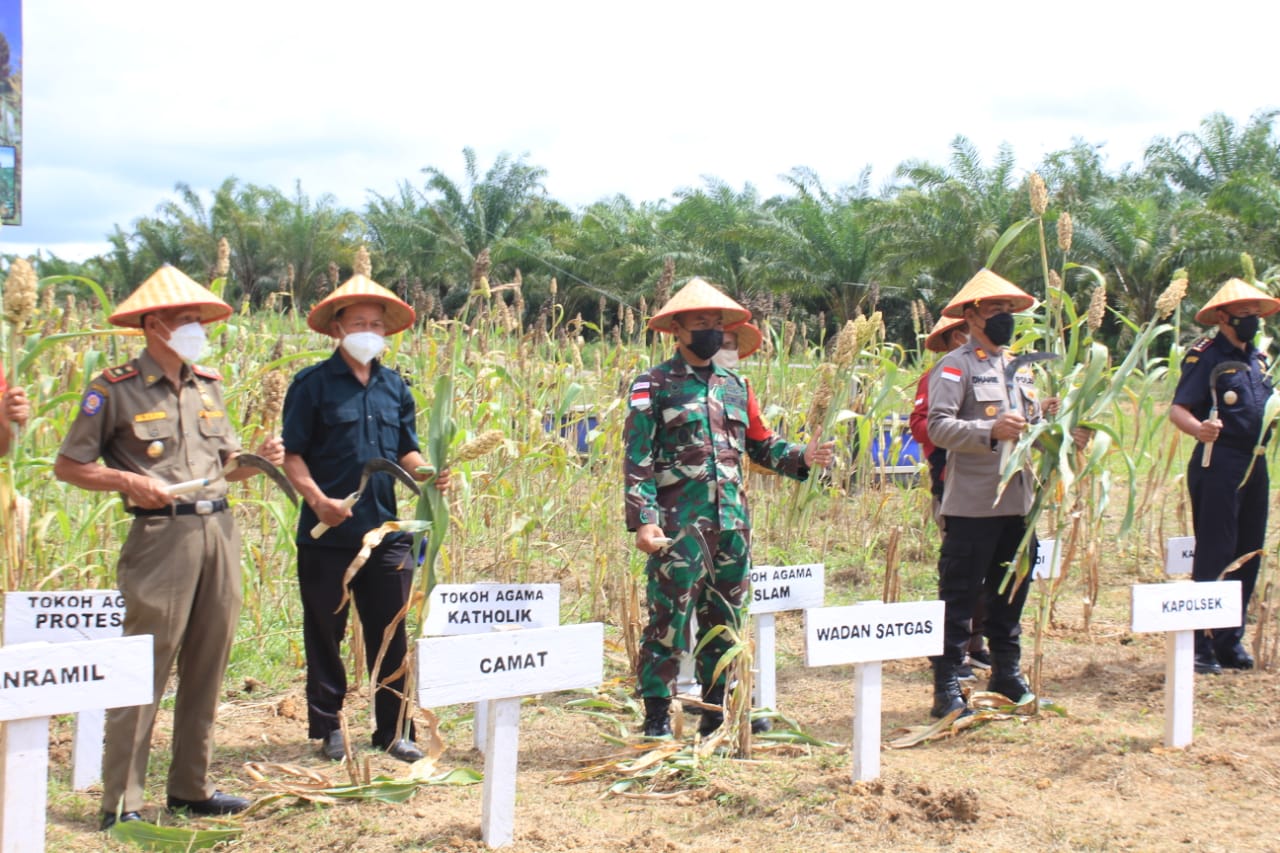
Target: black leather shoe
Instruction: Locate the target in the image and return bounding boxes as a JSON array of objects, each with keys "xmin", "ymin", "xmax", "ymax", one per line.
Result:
[
  {"xmin": 1194, "ymin": 651, "xmax": 1223, "ymax": 675},
  {"xmin": 384, "ymin": 739, "xmax": 424, "ymax": 763},
  {"xmin": 101, "ymin": 810, "xmax": 143, "ymax": 831},
  {"xmin": 641, "ymin": 697, "xmax": 672, "ymax": 738},
  {"xmin": 966, "ymin": 649, "xmax": 992, "ymax": 670},
  {"xmin": 167, "ymin": 791, "xmax": 249, "ymax": 815},
  {"xmin": 750, "ymin": 716, "xmax": 772, "ymax": 734},
  {"xmin": 321, "ymin": 730, "xmax": 345, "ymax": 761},
  {"xmin": 1217, "ymin": 646, "xmax": 1255, "ymax": 670},
  {"xmin": 956, "ymin": 662, "xmax": 976, "ymax": 681}
]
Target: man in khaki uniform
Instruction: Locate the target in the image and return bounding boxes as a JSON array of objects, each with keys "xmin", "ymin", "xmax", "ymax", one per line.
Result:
[
  {"xmin": 925, "ymin": 270, "xmax": 1043, "ymax": 719},
  {"xmin": 54, "ymin": 266, "xmax": 284, "ymax": 829}
]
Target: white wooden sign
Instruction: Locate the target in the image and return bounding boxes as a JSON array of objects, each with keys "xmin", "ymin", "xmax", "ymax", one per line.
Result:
[
  {"xmin": 1031, "ymin": 538, "xmax": 1062, "ymax": 581},
  {"xmin": 0, "ymin": 635, "xmax": 153, "ymax": 853},
  {"xmin": 748, "ymin": 564, "xmax": 824, "ymax": 714},
  {"xmin": 1129, "ymin": 580, "xmax": 1241, "ymax": 749},
  {"xmin": 421, "ymin": 584, "xmax": 560, "ymax": 636},
  {"xmin": 416, "ymin": 624, "xmax": 603, "ymax": 849},
  {"xmin": 748, "ymin": 564, "xmax": 824, "ymax": 614},
  {"xmin": 1130, "ymin": 580, "xmax": 1240, "ymax": 633},
  {"xmin": 804, "ymin": 600, "xmax": 944, "ymax": 782},
  {"xmin": 3, "ymin": 590, "xmax": 125, "ymax": 791},
  {"xmin": 805, "ymin": 600, "xmax": 944, "ymax": 666},
  {"xmin": 1165, "ymin": 536, "xmax": 1195, "ymax": 576}
]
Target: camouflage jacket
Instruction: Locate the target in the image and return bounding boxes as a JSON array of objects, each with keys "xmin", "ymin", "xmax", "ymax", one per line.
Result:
[{"xmin": 624, "ymin": 352, "xmax": 810, "ymax": 532}]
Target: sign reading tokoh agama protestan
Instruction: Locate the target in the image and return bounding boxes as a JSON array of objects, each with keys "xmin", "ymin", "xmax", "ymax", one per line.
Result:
[
  {"xmin": 3, "ymin": 591, "xmax": 125, "ymax": 644},
  {"xmin": 804, "ymin": 600, "xmax": 944, "ymax": 666}
]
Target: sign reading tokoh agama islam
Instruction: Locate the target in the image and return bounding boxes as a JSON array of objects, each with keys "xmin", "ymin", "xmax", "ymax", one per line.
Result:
[{"xmin": 748, "ymin": 563, "xmax": 823, "ymax": 614}]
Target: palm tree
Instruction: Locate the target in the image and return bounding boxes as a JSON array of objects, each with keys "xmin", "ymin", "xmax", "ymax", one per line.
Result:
[{"xmin": 271, "ymin": 181, "xmax": 361, "ymax": 309}]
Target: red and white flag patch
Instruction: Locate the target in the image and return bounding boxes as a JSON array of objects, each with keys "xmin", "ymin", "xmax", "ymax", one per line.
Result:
[
  {"xmin": 940, "ymin": 366, "xmax": 962, "ymax": 383},
  {"xmin": 629, "ymin": 379, "xmax": 652, "ymax": 410}
]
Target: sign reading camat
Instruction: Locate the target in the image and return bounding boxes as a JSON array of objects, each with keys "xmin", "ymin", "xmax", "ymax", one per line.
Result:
[
  {"xmin": 3, "ymin": 591, "xmax": 125, "ymax": 644},
  {"xmin": 417, "ymin": 622, "xmax": 603, "ymax": 707},
  {"xmin": 805, "ymin": 600, "xmax": 944, "ymax": 666},
  {"xmin": 749, "ymin": 563, "xmax": 823, "ymax": 613},
  {"xmin": 421, "ymin": 583, "xmax": 560, "ymax": 635}
]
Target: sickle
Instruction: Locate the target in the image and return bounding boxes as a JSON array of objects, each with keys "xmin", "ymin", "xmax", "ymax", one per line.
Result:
[
  {"xmin": 1201, "ymin": 360, "xmax": 1250, "ymax": 468},
  {"xmin": 164, "ymin": 452, "xmax": 298, "ymax": 505},
  {"xmin": 310, "ymin": 457, "xmax": 422, "ymax": 538}
]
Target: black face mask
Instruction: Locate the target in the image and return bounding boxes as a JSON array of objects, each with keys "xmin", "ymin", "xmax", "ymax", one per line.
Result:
[
  {"xmin": 1229, "ymin": 314, "xmax": 1260, "ymax": 342},
  {"xmin": 983, "ymin": 312, "xmax": 1015, "ymax": 347},
  {"xmin": 686, "ymin": 327, "xmax": 724, "ymax": 360}
]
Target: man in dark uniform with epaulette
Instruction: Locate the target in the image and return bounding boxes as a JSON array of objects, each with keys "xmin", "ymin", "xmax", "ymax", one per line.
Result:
[
  {"xmin": 1169, "ymin": 277, "xmax": 1279, "ymax": 674},
  {"xmin": 623, "ymin": 277, "xmax": 834, "ymax": 738},
  {"xmin": 54, "ymin": 266, "xmax": 284, "ymax": 829}
]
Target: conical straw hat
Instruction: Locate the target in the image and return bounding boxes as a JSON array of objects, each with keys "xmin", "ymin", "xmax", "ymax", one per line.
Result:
[
  {"xmin": 1194, "ymin": 277, "xmax": 1280, "ymax": 324},
  {"xmin": 941, "ymin": 269, "xmax": 1036, "ymax": 319},
  {"xmin": 308, "ymin": 274, "xmax": 416, "ymax": 336},
  {"xmin": 924, "ymin": 316, "xmax": 967, "ymax": 353},
  {"xmin": 726, "ymin": 322, "xmax": 762, "ymax": 358},
  {"xmin": 108, "ymin": 265, "xmax": 233, "ymax": 328},
  {"xmin": 648, "ymin": 277, "xmax": 751, "ymax": 333}
]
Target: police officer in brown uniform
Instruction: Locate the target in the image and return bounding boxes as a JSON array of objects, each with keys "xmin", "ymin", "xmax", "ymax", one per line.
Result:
[
  {"xmin": 54, "ymin": 266, "xmax": 284, "ymax": 829},
  {"xmin": 925, "ymin": 270, "xmax": 1044, "ymax": 718}
]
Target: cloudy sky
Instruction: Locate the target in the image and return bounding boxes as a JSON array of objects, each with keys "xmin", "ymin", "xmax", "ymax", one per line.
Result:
[{"xmin": 9, "ymin": 0, "xmax": 1279, "ymax": 262}]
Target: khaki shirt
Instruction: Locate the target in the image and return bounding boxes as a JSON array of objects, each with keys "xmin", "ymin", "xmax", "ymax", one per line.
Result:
[
  {"xmin": 926, "ymin": 340, "xmax": 1042, "ymax": 518},
  {"xmin": 60, "ymin": 349, "xmax": 240, "ymax": 505}
]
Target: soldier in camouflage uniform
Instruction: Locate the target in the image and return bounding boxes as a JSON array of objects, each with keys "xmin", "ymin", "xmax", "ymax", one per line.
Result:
[{"xmin": 624, "ymin": 278, "xmax": 835, "ymax": 738}]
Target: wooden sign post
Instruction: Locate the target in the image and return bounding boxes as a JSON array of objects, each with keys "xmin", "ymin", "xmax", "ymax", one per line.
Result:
[
  {"xmin": 422, "ymin": 583, "xmax": 560, "ymax": 753},
  {"xmin": 1130, "ymin": 580, "xmax": 1241, "ymax": 747},
  {"xmin": 417, "ymin": 622, "xmax": 602, "ymax": 848},
  {"xmin": 805, "ymin": 600, "xmax": 944, "ymax": 781},
  {"xmin": 2, "ymin": 591, "xmax": 125, "ymax": 790},
  {"xmin": 748, "ymin": 564, "xmax": 824, "ymax": 712},
  {"xmin": 0, "ymin": 635, "xmax": 153, "ymax": 853}
]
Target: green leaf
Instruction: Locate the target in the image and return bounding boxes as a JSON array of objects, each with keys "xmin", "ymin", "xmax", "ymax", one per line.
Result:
[{"xmin": 109, "ymin": 820, "xmax": 242, "ymax": 851}]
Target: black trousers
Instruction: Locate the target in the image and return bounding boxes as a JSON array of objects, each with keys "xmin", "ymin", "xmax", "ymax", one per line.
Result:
[
  {"xmin": 1188, "ymin": 443, "xmax": 1268, "ymax": 654},
  {"xmin": 933, "ymin": 515, "xmax": 1034, "ymax": 666},
  {"xmin": 297, "ymin": 538, "xmax": 416, "ymax": 747}
]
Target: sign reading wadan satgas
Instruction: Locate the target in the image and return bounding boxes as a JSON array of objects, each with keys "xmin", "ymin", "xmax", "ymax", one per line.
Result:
[{"xmin": 804, "ymin": 600, "xmax": 944, "ymax": 666}]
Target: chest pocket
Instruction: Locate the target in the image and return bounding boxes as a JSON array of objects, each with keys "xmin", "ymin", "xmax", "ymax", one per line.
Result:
[
  {"xmin": 721, "ymin": 391, "xmax": 748, "ymax": 453},
  {"xmin": 197, "ymin": 411, "xmax": 230, "ymax": 438},
  {"xmin": 972, "ymin": 383, "xmax": 1006, "ymax": 416},
  {"xmin": 131, "ymin": 416, "xmax": 176, "ymax": 444},
  {"xmin": 657, "ymin": 406, "xmax": 702, "ymax": 458},
  {"xmin": 377, "ymin": 409, "xmax": 401, "ymax": 452}
]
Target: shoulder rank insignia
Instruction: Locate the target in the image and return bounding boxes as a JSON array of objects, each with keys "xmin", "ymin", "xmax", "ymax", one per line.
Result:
[
  {"xmin": 192, "ymin": 365, "xmax": 223, "ymax": 381},
  {"xmin": 1190, "ymin": 338, "xmax": 1213, "ymax": 353},
  {"xmin": 103, "ymin": 364, "xmax": 139, "ymax": 384}
]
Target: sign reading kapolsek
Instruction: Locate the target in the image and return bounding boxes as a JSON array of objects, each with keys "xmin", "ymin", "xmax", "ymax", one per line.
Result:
[
  {"xmin": 421, "ymin": 583, "xmax": 560, "ymax": 635},
  {"xmin": 805, "ymin": 600, "xmax": 944, "ymax": 666},
  {"xmin": 748, "ymin": 563, "xmax": 823, "ymax": 614},
  {"xmin": 1131, "ymin": 580, "xmax": 1240, "ymax": 633},
  {"xmin": 3, "ymin": 590, "xmax": 125, "ymax": 644}
]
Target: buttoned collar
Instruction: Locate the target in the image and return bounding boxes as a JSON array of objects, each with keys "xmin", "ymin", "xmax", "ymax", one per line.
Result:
[
  {"xmin": 137, "ymin": 348, "xmax": 193, "ymax": 387},
  {"xmin": 324, "ymin": 348, "xmax": 383, "ymax": 381},
  {"xmin": 1213, "ymin": 331, "xmax": 1255, "ymax": 359}
]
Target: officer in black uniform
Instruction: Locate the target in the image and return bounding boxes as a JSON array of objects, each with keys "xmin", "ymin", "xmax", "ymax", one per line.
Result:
[{"xmin": 1169, "ymin": 277, "xmax": 1279, "ymax": 674}]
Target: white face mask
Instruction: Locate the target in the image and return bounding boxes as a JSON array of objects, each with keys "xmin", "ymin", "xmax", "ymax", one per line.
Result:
[
  {"xmin": 712, "ymin": 350, "xmax": 740, "ymax": 370},
  {"xmin": 164, "ymin": 322, "xmax": 208, "ymax": 363},
  {"xmin": 341, "ymin": 330, "xmax": 386, "ymax": 365}
]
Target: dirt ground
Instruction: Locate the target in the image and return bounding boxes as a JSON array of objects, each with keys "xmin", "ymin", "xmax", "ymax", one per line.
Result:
[{"xmin": 41, "ymin": 580, "xmax": 1280, "ymax": 853}]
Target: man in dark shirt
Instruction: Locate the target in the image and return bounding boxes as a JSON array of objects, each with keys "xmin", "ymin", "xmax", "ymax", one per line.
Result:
[
  {"xmin": 283, "ymin": 272, "xmax": 433, "ymax": 761},
  {"xmin": 1168, "ymin": 277, "xmax": 1279, "ymax": 674}
]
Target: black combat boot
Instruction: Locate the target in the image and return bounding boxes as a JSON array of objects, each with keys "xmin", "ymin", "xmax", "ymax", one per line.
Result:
[
  {"xmin": 698, "ymin": 685, "xmax": 725, "ymax": 737},
  {"xmin": 1194, "ymin": 631, "xmax": 1223, "ymax": 674},
  {"xmin": 642, "ymin": 698, "xmax": 673, "ymax": 738},
  {"xmin": 988, "ymin": 652, "xmax": 1033, "ymax": 702},
  {"xmin": 930, "ymin": 660, "xmax": 968, "ymax": 719}
]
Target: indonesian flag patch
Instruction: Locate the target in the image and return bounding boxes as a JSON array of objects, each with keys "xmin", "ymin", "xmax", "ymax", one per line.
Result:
[
  {"xmin": 940, "ymin": 366, "xmax": 962, "ymax": 383},
  {"xmin": 629, "ymin": 379, "xmax": 652, "ymax": 410}
]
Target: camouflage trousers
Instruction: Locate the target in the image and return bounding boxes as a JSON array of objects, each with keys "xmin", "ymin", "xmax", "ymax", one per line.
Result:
[{"xmin": 638, "ymin": 527, "xmax": 750, "ymax": 698}]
